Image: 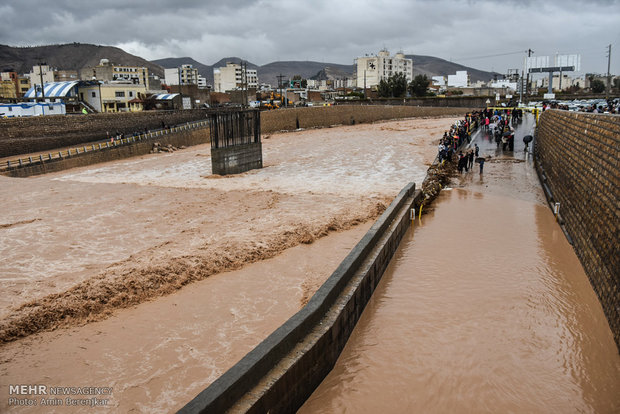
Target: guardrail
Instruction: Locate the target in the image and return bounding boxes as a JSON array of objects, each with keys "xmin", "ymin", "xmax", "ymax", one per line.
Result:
[{"xmin": 1, "ymin": 119, "xmax": 210, "ymax": 172}]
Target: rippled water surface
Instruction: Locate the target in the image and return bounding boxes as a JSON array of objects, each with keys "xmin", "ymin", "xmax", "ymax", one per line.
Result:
[{"xmin": 300, "ymin": 188, "xmax": 620, "ymax": 413}]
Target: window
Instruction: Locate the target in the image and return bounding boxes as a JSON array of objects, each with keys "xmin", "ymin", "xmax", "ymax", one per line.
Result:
[
  {"xmin": 91, "ymin": 91, "xmax": 96, "ymax": 98},
  {"xmin": 129, "ymin": 91, "xmax": 133, "ymax": 97},
  {"xmin": 115, "ymin": 91, "xmax": 125, "ymax": 97}
]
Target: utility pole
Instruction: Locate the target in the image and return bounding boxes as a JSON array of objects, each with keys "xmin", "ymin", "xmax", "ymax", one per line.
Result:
[
  {"xmin": 363, "ymin": 70, "xmax": 367, "ymax": 99},
  {"xmin": 38, "ymin": 61, "xmax": 46, "ymax": 115},
  {"xmin": 606, "ymin": 44, "xmax": 612, "ymax": 99},
  {"xmin": 276, "ymin": 73, "xmax": 284, "ymax": 107},
  {"xmin": 525, "ymin": 48, "xmax": 533, "ymax": 97}
]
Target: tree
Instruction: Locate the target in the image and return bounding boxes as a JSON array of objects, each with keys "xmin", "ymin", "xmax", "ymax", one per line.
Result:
[
  {"xmin": 377, "ymin": 72, "xmax": 408, "ymax": 97},
  {"xmin": 408, "ymin": 74, "xmax": 430, "ymax": 97},
  {"xmin": 591, "ymin": 79, "xmax": 605, "ymax": 93},
  {"xmin": 377, "ymin": 78, "xmax": 391, "ymax": 97},
  {"xmin": 390, "ymin": 72, "xmax": 408, "ymax": 97}
]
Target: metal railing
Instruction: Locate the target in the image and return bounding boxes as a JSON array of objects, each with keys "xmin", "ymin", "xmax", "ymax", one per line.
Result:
[{"xmin": 1, "ymin": 119, "xmax": 210, "ymax": 172}]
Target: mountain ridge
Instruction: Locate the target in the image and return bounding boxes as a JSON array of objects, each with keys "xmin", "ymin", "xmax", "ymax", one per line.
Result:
[{"xmin": 0, "ymin": 43, "xmax": 499, "ymax": 89}]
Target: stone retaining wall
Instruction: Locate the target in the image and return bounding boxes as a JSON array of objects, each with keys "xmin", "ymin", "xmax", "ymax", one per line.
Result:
[
  {"xmin": 0, "ymin": 109, "xmax": 208, "ymax": 157},
  {"xmin": 3, "ymin": 127, "xmax": 209, "ymax": 177},
  {"xmin": 535, "ymin": 109, "xmax": 619, "ymax": 349},
  {"xmin": 261, "ymin": 105, "xmax": 471, "ymax": 133}
]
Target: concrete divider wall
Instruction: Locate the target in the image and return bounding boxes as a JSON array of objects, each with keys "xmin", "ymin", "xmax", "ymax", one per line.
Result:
[
  {"xmin": 0, "ymin": 109, "xmax": 209, "ymax": 157},
  {"xmin": 261, "ymin": 105, "xmax": 472, "ymax": 132},
  {"xmin": 535, "ymin": 109, "xmax": 619, "ymax": 349},
  {"xmin": 179, "ymin": 183, "xmax": 423, "ymax": 413},
  {"xmin": 4, "ymin": 127, "xmax": 209, "ymax": 177},
  {"xmin": 211, "ymin": 142, "xmax": 263, "ymax": 175},
  {"xmin": 4, "ymin": 106, "xmax": 474, "ymax": 177}
]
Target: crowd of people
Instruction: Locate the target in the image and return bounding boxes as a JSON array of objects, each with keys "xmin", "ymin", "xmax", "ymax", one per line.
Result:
[{"xmin": 436, "ymin": 112, "xmax": 486, "ymax": 174}]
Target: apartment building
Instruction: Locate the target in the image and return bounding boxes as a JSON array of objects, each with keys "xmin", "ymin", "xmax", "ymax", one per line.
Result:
[
  {"xmin": 80, "ymin": 59, "xmax": 150, "ymax": 89},
  {"xmin": 213, "ymin": 62, "xmax": 258, "ymax": 92},
  {"xmin": 78, "ymin": 83, "xmax": 147, "ymax": 113},
  {"xmin": 164, "ymin": 64, "xmax": 200, "ymax": 86},
  {"xmin": 355, "ymin": 49, "xmax": 413, "ymax": 88}
]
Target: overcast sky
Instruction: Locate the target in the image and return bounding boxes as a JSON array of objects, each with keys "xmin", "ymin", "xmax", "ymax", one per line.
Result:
[{"xmin": 1, "ymin": 0, "xmax": 619, "ymax": 75}]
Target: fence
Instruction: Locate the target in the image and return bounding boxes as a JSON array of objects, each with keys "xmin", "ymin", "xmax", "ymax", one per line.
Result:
[
  {"xmin": 208, "ymin": 109, "xmax": 261, "ymax": 149},
  {"xmin": 1, "ymin": 119, "xmax": 210, "ymax": 173}
]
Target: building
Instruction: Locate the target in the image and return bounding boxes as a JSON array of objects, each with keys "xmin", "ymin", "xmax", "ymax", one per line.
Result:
[
  {"xmin": 17, "ymin": 76, "xmax": 30, "ymax": 97},
  {"xmin": 0, "ymin": 101, "xmax": 65, "ymax": 117},
  {"xmin": 490, "ymin": 79, "xmax": 517, "ymax": 91},
  {"xmin": 164, "ymin": 64, "xmax": 200, "ymax": 86},
  {"xmin": 197, "ymin": 75, "xmax": 208, "ymax": 89},
  {"xmin": 447, "ymin": 71, "xmax": 470, "ymax": 88},
  {"xmin": 213, "ymin": 62, "xmax": 258, "ymax": 92},
  {"xmin": 28, "ymin": 64, "xmax": 55, "ymax": 88},
  {"xmin": 355, "ymin": 49, "xmax": 413, "ymax": 89},
  {"xmin": 0, "ymin": 71, "xmax": 19, "ymax": 99},
  {"xmin": 537, "ymin": 74, "xmax": 586, "ymax": 91},
  {"xmin": 80, "ymin": 59, "xmax": 150, "ymax": 89},
  {"xmin": 78, "ymin": 82, "xmax": 147, "ymax": 113}
]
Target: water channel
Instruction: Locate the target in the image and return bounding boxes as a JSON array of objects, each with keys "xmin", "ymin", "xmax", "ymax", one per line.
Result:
[{"xmin": 299, "ymin": 116, "xmax": 620, "ymax": 413}]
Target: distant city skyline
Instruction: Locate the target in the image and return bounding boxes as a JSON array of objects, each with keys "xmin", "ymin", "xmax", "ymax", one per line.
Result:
[{"xmin": 1, "ymin": 0, "xmax": 618, "ymax": 76}]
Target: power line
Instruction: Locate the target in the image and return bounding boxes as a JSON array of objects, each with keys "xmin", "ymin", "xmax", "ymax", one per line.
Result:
[{"xmin": 453, "ymin": 50, "xmax": 526, "ymax": 62}]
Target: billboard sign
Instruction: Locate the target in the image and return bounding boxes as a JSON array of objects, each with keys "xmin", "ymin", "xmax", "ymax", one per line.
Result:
[{"xmin": 555, "ymin": 54, "xmax": 581, "ymax": 71}]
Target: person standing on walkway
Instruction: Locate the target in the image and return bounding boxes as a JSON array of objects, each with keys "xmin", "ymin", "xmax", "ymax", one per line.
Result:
[
  {"xmin": 479, "ymin": 157, "xmax": 485, "ymax": 174},
  {"xmin": 468, "ymin": 151, "xmax": 474, "ymax": 170},
  {"xmin": 475, "ymin": 144, "xmax": 479, "ymax": 157}
]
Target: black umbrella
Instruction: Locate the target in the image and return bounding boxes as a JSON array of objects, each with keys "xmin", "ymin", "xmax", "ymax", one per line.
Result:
[
  {"xmin": 503, "ymin": 131, "xmax": 512, "ymax": 137},
  {"xmin": 523, "ymin": 135, "xmax": 533, "ymax": 143}
]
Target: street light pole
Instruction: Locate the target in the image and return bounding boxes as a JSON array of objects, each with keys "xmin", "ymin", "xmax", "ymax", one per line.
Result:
[{"xmin": 39, "ymin": 62, "xmax": 46, "ymax": 115}]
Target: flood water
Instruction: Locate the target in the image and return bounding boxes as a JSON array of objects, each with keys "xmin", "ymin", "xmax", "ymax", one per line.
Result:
[{"xmin": 300, "ymin": 118, "xmax": 620, "ymax": 413}]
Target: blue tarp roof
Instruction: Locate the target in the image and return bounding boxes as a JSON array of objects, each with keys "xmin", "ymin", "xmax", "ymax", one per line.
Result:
[
  {"xmin": 24, "ymin": 81, "xmax": 79, "ymax": 99},
  {"xmin": 152, "ymin": 93, "xmax": 179, "ymax": 100}
]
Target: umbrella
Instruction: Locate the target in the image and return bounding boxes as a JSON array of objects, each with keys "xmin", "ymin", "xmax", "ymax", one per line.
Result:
[
  {"xmin": 523, "ymin": 135, "xmax": 533, "ymax": 143},
  {"xmin": 502, "ymin": 131, "xmax": 512, "ymax": 137},
  {"xmin": 475, "ymin": 157, "xmax": 485, "ymax": 163}
]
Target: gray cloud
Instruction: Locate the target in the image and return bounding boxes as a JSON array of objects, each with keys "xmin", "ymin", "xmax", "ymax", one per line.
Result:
[{"xmin": 1, "ymin": 0, "xmax": 618, "ymax": 74}]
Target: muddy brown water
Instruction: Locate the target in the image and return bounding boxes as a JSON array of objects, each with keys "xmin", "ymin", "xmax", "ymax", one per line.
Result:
[
  {"xmin": 0, "ymin": 117, "xmax": 449, "ymax": 413},
  {"xmin": 299, "ymin": 118, "xmax": 620, "ymax": 413}
]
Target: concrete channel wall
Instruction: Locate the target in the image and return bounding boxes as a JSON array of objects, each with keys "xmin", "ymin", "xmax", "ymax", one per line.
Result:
[
  {"xmin": 3, "ymin": 126, "xmax": 209, "ymax": 178},
  {"xmin": 535, "ymin": 110, "xmax": 619, "ymax": 350},
  {"xmin": 211, "ymin": 143, "xmax": 263, "ymax": 175},
  {"xmin": 2, "ymin": 106, "xmax": 472, "ymax": 177},
  {"xmin": 0, "ymin": 109, "xmax": 209, "ymax": 158},
  {"xmin": 179, "ymin": 183, "xmax": 423, "ymax": 413}
]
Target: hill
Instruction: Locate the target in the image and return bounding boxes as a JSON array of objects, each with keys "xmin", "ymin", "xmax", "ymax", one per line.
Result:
[
  {"xmin": 155, "ymin": 55, "xmax": 497, "ymax": 86},
  {"xmin": 0, "ymin": 43, "xmax": 164, "ymax": 78},
  {"xmin": 0, "ymin": 43, "xmax": 498, "ymax": 88},
  {"xmin": 407, "ymin": 54, "xmax": 497, "ymax": 83}
]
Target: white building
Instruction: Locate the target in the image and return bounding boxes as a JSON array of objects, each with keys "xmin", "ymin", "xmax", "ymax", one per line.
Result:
[
  {"xmin": 213, "ymin": 62, "xmax": 258, "ymax": 92},
  {"xmin": 447, "ymin": 71, "xmax": 470, "ymax": 88},
  {"xmin": 165, "ymin": 64, "xmax": 200, "ymax": 86},
  {"xmin": 355, "ymin": 49, "xmax": 413, "ymax": 89},
  {"xmin": 490, "ymin": 79, "xmax": 517, "ymax": 90},
  {"xmin": 0, "ymin": 101, "xmax": 65, "ymax": 117},
  {"xmin": 197, "ymin": 75, "xmax": 208, "ymax": 89},
  {"xmin": 28, "ymin": 65, "xmax": 55, "ymax": 88}
]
